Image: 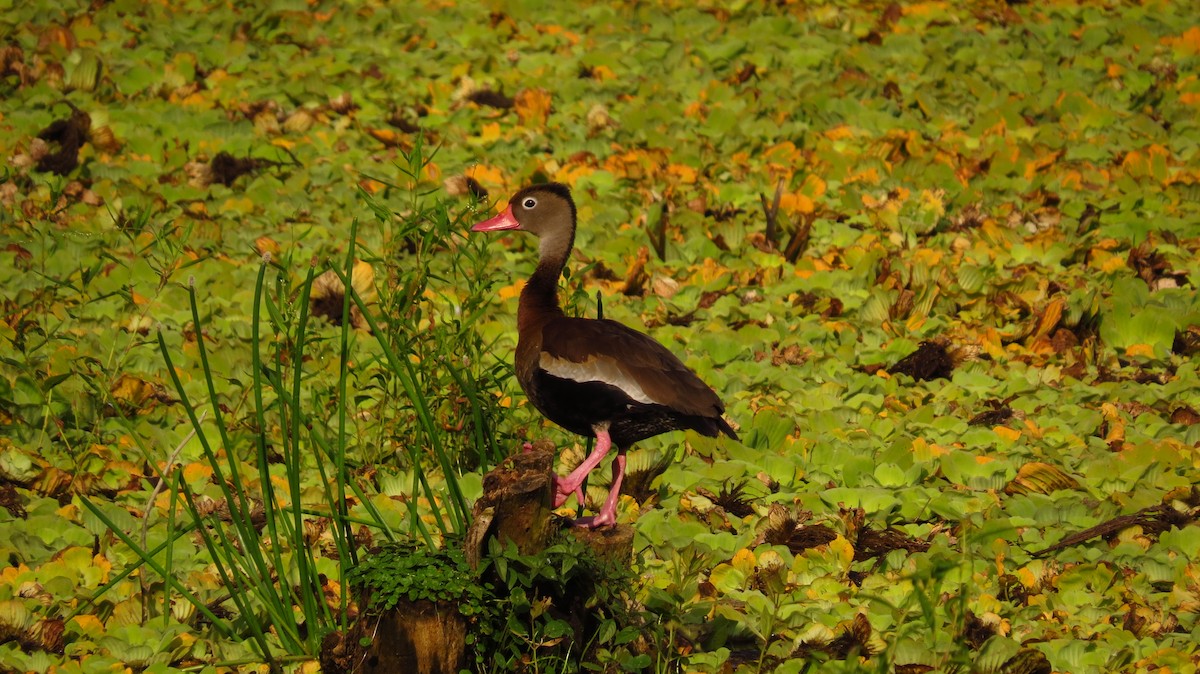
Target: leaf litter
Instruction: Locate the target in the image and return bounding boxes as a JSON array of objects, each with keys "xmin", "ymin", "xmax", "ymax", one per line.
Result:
[{"xmin": 1, "ymin": 1, "xmax": 1199, "ymax": 672}]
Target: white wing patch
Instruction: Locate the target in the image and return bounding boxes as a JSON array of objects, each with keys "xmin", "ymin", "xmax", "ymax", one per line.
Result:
[{"xmin": 539, "ymin": 352, "xmax": 655, "ymax": 404}]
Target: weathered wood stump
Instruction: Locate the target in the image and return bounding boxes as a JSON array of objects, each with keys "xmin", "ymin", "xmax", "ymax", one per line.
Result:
[
  {"xmin": 569, "ymin": 524, "xmax": 635, "ymax": 568},
  {"xmin": 328, "ymin": 444, "xmax": 634, "ymax": 673},
  {"xmin": 465, "ymin": 446, "xmax": 557, "ymax": 569},
  {"xmin": 354, "ymin": 600, "xmax": 466, "ymax": 674},
  {"xmin": 320, "ymin": 598, "xmax": 466, "ymax": 674},
  {"xmin": 467, "ymin": 446, "xmax": 635, "ymax": 567}
]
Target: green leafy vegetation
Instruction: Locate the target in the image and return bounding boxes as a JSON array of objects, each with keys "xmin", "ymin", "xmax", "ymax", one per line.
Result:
[
  {"xmin": 348, "ymin": 543, "xmax": 482, "ymax": 610},
  {"xmin": 2, "ymin": 0, "xmax": 1200, "ymax": 672},
  {"xmin": 477, "ymin": 536, "xmax": 656, "ymax": 672}
]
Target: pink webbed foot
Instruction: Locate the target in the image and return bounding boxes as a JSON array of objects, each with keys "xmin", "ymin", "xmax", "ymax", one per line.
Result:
[
  {"xmin": 551, "ymin": 424, "xmax": 612, "ymax": 509},
  {"xmin": 574, "ymin": 511, "xmax": 616, "ymax": 528},
  {"xmin": 573, "ymin": 451, "xmax": 626, "ymax": 529}
]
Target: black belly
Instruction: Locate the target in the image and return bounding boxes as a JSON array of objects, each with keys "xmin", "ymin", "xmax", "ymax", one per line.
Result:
[{"xmin": 524, "ymin": 370, "xmax": 722, "ymax": 448}]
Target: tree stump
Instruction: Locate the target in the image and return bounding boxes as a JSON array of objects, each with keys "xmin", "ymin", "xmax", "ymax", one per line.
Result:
[
  {"xmin": 329, "ymin": 443, "xmax": 636, "ymax": 673},
  {"xmin": 465, "ymin": 446, "xmax": 556, "ymax": 568},
  {"xmin": 465, "ymin": 445, "xmax": 635, "ymax": 567},
  {"xmin": 354, "ymin": 600, "xmax": 467, "ymax": 674},
  {"xmin": 569, "ymin": 524, "xmax": 635, "ymax": 567},
  {"xmin": 321, "ymin": 599, "xmax": 467, "ymax": 674}
]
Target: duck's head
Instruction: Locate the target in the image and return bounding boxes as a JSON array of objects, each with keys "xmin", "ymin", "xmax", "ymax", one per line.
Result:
[{"xmin": 473, "ymin": 182, "xmax": 576, "ymax": 235}]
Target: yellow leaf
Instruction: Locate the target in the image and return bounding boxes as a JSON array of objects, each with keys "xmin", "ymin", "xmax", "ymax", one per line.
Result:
[
  {"xmin": 255, "ymin": 236, "xmax": 279, "ymax": 256},
  {"xmin": 70, "ymin": 614, "xmax": 105, "ymax": 636},
  {"xmin": 206, "ymin": 68, "xmax": 230, "ymax": 87},
  {"xmin": 824, "ymin": 125, "xmax": 855, "ymax": 141},
  {"xmin": 779, "ymin": 192, "xmax": 814, "ymax": 214},
  {"xmin": 555, "ymin": 161, "xmax": 595, "ymax": 185},
  {"xmin": 180, "ymin": 91, "xmax": 210, "ymax": 108},
  {"xmin": 1031, "ymin": 298, "xmax": 1064, "ymax": 341},
  {"xmin": 912, "ymin": 248, "xmax": 943, "ymax": 266},
  {"xmin": 696, "ymin": 257, "xmax": 727, "ymax": 283},
  {"xmin": 1016, "ymin": 566, "xmax": 1038, "ymax": 589},
  {"xmin": 357, "ymin": 178, "xmax": 384, "ymax": 194},
  {"xmin": 514, "ymin": 88, "xmax": 552, "ymax": 127},
  {"xmin": 978, "ymin": 328, "xmax": 1005, "ymax": 360},
  {"xmin": 1125, "ymin": 343, "xmax": 1156, "ymax": 358},
  {"xmin": 1059, "ymin": 169, "xmax": 1084, "ymax": 190},
  {"xmin": 479, "ymin": 122, "xmax": 501, "ymax": 142},
  {"xmin": 350, "ymin": 260, "xmax": 377, "ymax": 303},
  {"xmin": 365, "ymin": 127, "xmax": 405, "ymax": 148},
  {"xmin": 535, "ymin": 24, "xmax": 580, "ymax": 45},
  {"xmin": 731, "ymin": 548, "xmax": 756, "ymax": 574},
  {"xmin": 0, "ymin": 564, "xmax": 28, "ymax": 583},
  {"xmin": 1021, "ymin": 418, "xmax": 1044, "ymax": 439},
  {"xmin": 1120, "ymin": 144, "xmax": 1171, "ymax": 180},
  {"xmin": 919, "ymin": 188, "xmax": 946, "ymax": 217},
  {"xmin": 847, "ymin": 167, "xmax": 881, "ymax": 185},
  {"xmin": 590, "ymin": 65, "xmax": 616, "ymax": 81},
  {"xmin": 1163, "ymin": 26, "xmax": 1200, "ymax": 56},
  {"xmin": 993, "ymin": 426, "xmax": 1021, "ymax": 442},
  {"xmin": 182, "ymin": 463, "xmax": 213, "ymax": 482},
  {"xmin": 1089, "ymin": 249, "xmax": 1127, "ymax": 273},
  {"xmin": 667, "ymin": 163, "xmax": 697, "ymax": 184},
  {"xmin": 904, "ymin": 2, "xmax": 951, "ymax": 17},
  {"xmin": 911, "ymin": 437, "xmax": 949, "ymax": 461},
  {"xmin": 603, "ymin": 147, "xmax": 668, "ymax": 180},
  {"xmin": 974, "ymin": 594, "xmax": 1003, "ymax": 616},
  {"xmin": 756, "ymin": 549, "xmax": 785, "ymax": 571},
  {"xmin": 467, "ymin": 164, "xmax": 507, "ymax": 195},
  {"xmin": 802, "ymin": 174, "xmax": 827, "ymax": 198},
  {"xmin": 91, "ymin": 553, "xmax": 112, "ymax": 581},
  {"xmin": 1100, "ymin": 403, "xmax": 1125, "ymax": 443},
  {"xmin": 110, "ymin": 373, "xmax": 154, "ymax": 403},
  {"xmin": 1023, "ymin": 150, "xmax": 1062, "ymax": 180},
  {"xmin": 497, "ymin": 282, "xmax": 523, "ymax": 301},
  {"xmin": 829, "ymin": 535, "xmax": 855, "ymax": 568},
  {"xmin": 764, "ymin": 141, "xmax": 801, "ymax": 164},
  {"xmin": 1004, "ymin": 462, "xmax": 1080, "ymax": 495}
]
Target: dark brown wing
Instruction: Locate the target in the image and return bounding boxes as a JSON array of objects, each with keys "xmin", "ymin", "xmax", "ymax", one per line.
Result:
[{"xmin": 540, "ymin": 317, "xmax": 728, "ymax": 421}]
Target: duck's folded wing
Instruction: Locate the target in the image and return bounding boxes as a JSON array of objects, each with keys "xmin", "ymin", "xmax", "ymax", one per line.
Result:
[{"xmin": 538, "ymin": 317, "xmax": 725, "ymax": 419}]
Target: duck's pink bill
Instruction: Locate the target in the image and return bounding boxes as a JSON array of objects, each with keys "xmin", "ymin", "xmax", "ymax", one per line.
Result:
[{"xmin": 472, "ymin": 206, "xmax": 520, "ymax": 232}]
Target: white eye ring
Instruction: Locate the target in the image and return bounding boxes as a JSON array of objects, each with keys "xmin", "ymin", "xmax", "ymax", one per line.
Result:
[{"xmin": 522, "ymin": 197, "xmax": 537, "ymax": 209}]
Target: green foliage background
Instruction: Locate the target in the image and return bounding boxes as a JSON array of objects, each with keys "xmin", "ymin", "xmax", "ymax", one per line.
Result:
[{"xmin": 2, "ymin": 0, "xmax": 1200, "ymax": 672}]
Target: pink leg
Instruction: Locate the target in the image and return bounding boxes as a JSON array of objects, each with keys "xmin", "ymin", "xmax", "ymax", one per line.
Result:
[
  {"xmin": 577, "ymin": 450, "xmax": 626, "ymax": 528},
  {"xmin": 553, "ymin": 424, "xmax": 611, "ymax": 508}
]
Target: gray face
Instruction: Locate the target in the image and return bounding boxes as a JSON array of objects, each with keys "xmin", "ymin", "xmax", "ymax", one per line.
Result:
[
  {"xmin": 509, "ymin": 187, "xmax": 576, "ymax": 260},
  {"xmin": 510, "ymin": 189, "xmax": 572, "ymax": 237}
]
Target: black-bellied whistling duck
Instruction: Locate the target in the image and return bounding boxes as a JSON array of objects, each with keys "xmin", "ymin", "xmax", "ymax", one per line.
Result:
[{"xmin": 473, "ymin": 183, "xmax": 738, "ymax": 527}]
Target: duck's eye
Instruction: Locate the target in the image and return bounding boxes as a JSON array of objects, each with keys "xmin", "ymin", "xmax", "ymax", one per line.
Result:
[{"xmin": 522, "ymin": 197, "xmax": 538, "ymax": 209}]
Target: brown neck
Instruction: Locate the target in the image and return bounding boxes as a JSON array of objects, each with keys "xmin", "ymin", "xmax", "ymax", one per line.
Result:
[{"xmin": 517, "ymin": 223, "xmax": 575, "ymax": 332}]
